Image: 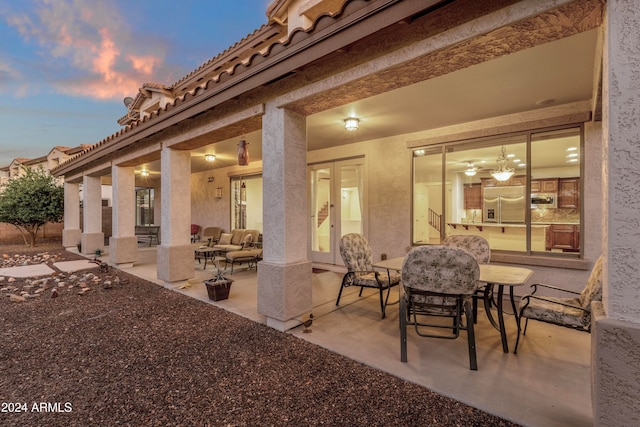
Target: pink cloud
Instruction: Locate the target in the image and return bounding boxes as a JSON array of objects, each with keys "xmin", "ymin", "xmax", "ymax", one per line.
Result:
[{"xmin": 6, "ymin": 0, "xmax": 171, "ymax": 100}]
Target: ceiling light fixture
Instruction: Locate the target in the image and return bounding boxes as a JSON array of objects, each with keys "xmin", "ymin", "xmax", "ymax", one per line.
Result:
[
  {"xmin": 464, "ymin": 162, "xmax": 477, "ymax": 176},
  {"xmin": 205, "ymin": 154, "xmax": 216, "ymax": 162},
  {"xmin": 490, "ymin": 146, "xmax": 515, "ymax": 182},
  {"xmin": 141, "ymin": 169, "xmax": 149, "ymax": 177},
  {"xmin": 344, "ymin": 117, "xmax": 359, "ymax": 131}
]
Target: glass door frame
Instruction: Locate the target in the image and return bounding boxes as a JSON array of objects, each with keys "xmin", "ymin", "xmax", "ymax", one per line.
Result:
[{"xmin": 308, "ymin": 157, "xmax": 367, "ymax": 265}]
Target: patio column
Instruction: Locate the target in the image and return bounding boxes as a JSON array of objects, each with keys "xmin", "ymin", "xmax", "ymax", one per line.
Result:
[
  {"xmin": 62, "ymin": 181, "xmax": 81, "ymax": 250},
  {"xmin": 109, "ymin": 165, "xmax": 138, "ymax": 267},
  {"xmin": 81, "ymin": 175, "xmax": 104, "ymax": 255},
  {"xmin": 593, "ymin": 0, "xmax": 640, "ymax": 424},
  {"xmin": 258, "ymin": 103, "xmax": 312, "ymax": 331},
  {"xmin": 157, "ymin": 146, "xmax": 194, "ymax": 284}
]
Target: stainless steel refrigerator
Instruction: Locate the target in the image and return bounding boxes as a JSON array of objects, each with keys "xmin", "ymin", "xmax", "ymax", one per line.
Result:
[{"xmin": 483, "ymin": 186, "xmax": 525, "ymax": 223}]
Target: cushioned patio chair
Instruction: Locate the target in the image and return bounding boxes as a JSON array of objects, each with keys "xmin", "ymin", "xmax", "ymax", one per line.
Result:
[
  {"xmin": 443, "ymin": 235, "xmax": 491, "ymax": 323},
  {"xmin": 200, "ymin": 227, "xmax": 223, "ymax": 246},
  {"xmin": 400, "ymin": 245, "xmax": 480, "ymax": 370},
  {"xmin": 514, "ymin": 255, "xmax": 603, "ymax": 354},
  {"xmin": 336, "ymin": 233, "xmax": 400, "ymax": 319},
  {"xmin": 191, "ymin": 224, "xmax": 201, "ymax": 243}
]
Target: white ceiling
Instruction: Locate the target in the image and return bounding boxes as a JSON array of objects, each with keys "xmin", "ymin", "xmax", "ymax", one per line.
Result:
[{"xmin": 181, "ymin": 28, "xmax": 598, "ymax": 175}]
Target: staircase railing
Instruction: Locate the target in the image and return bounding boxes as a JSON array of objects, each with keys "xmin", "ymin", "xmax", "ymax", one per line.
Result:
[{"xmin": 428, "ymin": 208, "xmax": 442, "ymax": 233}]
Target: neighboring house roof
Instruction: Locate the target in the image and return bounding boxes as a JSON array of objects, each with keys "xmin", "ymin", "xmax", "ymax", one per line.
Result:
[
  {"xmin": 24, "ymin": 156, "xmax": 47, "ymax": 166},
  {"xmin": 0, "ymin": 144, "xmax": 93, "ymax": 171}
]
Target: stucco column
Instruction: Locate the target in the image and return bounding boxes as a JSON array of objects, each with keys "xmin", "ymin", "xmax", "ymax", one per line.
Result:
[
  {"xmin": 258, "ymin": 103, "xmax": 312, "ymax": 331},
  {"xmin": 81, "ymin": 175, "xmax": 104, "ymax": 255},
  {"xmin": 109, "ymin": 165, "xmax": 138, "ymax": 267},
  {"xmin": 157, "ymin": 146, "xmax": 194, "ymax": 284},
  {"xmin": 592, "ymin": 1, "xmax": 640, "ymax": 425},
  {"xmin": 62, "ymin": 181, "xmax": 81, "ymax": 250}
]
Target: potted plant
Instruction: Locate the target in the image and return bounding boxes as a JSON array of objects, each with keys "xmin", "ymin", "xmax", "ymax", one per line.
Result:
[{"xmin": 203, "ymin": 260, "xmax": 234, "ymax": 301}]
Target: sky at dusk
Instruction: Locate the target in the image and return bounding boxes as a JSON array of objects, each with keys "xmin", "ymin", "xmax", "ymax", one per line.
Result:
[{"xmin": 0, "ymin": 0, "xmax": 270, "ymax": 167}]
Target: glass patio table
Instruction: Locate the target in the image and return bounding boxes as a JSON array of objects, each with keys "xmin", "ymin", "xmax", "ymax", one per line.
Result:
[{"xmin": 373, "ymin": 257, "xmax": 533, "ymax": 353}]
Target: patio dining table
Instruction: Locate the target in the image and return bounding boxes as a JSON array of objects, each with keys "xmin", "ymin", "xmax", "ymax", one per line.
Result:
[{"xmin": 373, "ymin": 257, "xmax": 533, "ymax": 353}]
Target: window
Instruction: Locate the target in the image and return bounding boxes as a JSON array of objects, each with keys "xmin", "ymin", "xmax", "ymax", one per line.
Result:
[
  {"xmin": 135, "ymin": 188, "xmax": 154, "ymax": 226},
  {"xmin": 412, "ymin": 126, "xmax": 582, "ymax": 255},
  {"xmin": 230, "ymin": 174, "xmax": 263, "ymax": 233}
]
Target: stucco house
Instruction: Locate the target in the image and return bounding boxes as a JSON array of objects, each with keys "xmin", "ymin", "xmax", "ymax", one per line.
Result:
[{"xmin": 51, "ymin": 0, "xmax": 640, "ymax": 423}]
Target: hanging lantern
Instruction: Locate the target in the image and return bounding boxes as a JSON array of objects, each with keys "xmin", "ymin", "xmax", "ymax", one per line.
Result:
[{"xmin": 237, "ymin": 139, "xmax": 250, "ymax": 166}]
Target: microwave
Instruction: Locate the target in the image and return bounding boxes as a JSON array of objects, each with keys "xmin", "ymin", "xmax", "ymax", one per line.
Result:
[{"xmin": 531, "ymin": 193, "xmax": 557, "ymax": 208}]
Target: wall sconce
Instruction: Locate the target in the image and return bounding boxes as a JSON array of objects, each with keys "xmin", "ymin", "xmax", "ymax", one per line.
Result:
[
  {"xmin": 215, "ymin": 187, "xmax": 223, "ymax": 198},
  {"xmin": 207, "ymin": 176, "xmax": 214, "ymax": 183},
  {"xmin": 140, "ymin": 169, "xmax": 149, "ymax": 177},
  {"xmin": 205, "ymin": 154, "xmax": 216, "ymax": 162},
  {"xmin": 344, "ymin": 117, "xmax": 359, "ymax": 131}
]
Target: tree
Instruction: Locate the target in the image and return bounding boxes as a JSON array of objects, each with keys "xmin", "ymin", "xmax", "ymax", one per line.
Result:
[{"xmin": 0, "ymin": 166, "xmax": 64, "ymax": 247}]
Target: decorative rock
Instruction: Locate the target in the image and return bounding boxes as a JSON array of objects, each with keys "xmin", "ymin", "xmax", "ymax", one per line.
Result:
[
  {"xmin": 79, "ymin": 282, "xmax": 88, "ymax": 288},
  {"xmin": 8, "ymin": 277, "xmax": 16, "ymax": 282},
  {"xmin": 24, "ymin": 294, "xmax": 40, "ymax": 299},
  {"xmin": 9, "ymin": 294, "xmax": 25, "ymax": 302},
  {"xmin": 0, "ymin": 277, "xmax": 5, "ymax": 281}
]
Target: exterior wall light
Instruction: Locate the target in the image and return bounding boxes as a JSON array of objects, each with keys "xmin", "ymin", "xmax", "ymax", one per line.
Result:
[
  {"xmin": 205, "ymin": 154, "xmax": 216, "ymax": 162},
  {"xmin": 344, "ymin": 117, "xmax": 359, "ymax": 131}
]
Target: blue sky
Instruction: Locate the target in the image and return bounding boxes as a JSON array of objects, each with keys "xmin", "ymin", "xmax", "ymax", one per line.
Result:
[{"xmin": 0, "ymin": 0, "xmax": 270, "ymax": 167}]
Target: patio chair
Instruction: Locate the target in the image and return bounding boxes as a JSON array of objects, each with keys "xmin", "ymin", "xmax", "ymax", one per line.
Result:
[
  {"xmin": 191, "ymin": 224, "xmax": 201, "ymax": 243},
  {"xmin": 443, "ymin": 235, "xmax": 490, "ymax": 323},
  {"xmin": 200, "ymin": 227, "xmax": 223, "ymax": 246},
  {"xmin": 336, "ymin": 233, "xmax": 400, "ymax": 319},
  {"xmin": 514, "ymin": 255, "xmax": 603, "ymax": 354},
  {"xmin": 400, "ymin": 245, "xmax": 480, "ymax": 370}
]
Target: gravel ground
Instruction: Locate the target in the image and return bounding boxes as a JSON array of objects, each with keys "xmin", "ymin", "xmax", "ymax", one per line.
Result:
[{"xmin": 1, "ymin": 242, "xmax": 520, "ymax": 426}]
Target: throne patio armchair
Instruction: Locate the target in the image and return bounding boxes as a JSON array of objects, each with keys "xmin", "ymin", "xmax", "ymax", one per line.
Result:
[
  {"xmin": 442, "ymin": 235, "xmax": 491, "ymax": 323},
  {"xmin": 514, "ymin": 255, "xmax": 603, "ymax": 354},
  {"xmin": 400, "ymin": 245, "xmax": 481, "ymax": 370},
  {"xmin": 336, "ymin": 233, "xmax": 400, "ymax": 319}
]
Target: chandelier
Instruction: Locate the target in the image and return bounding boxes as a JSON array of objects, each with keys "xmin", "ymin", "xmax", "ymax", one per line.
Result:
[
  {"xmin": 491, "ymin": 146, "xmax": 514, "ymax": 181},
  {"xmin": 464, "ymin": 163, "xmax": 477, "ymax": 176}
]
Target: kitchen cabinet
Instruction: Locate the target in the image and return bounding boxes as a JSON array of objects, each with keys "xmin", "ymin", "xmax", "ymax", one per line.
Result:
[
  {"xmin": 481, "ymin": 175, "xmax": 526, "ymax": 187},
  {"xmin": 545, "ymin": 224, "xmax": 580, "ymax": 252},
  {"xmin": 464, "ymin": 184, "xmax": 482, "ymax": 209},
  {"xmin": 558, "ymin": 178, "xmax": 580, "ymax": 209},
  {"xmin": 531, "ymin": 179, "xmax": 558, "ymax": 193}
]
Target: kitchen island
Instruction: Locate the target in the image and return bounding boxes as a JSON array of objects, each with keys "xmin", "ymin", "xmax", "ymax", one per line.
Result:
[{"xmin": 446, "ymin": 222, "xmax": 550, "ymax": 252}]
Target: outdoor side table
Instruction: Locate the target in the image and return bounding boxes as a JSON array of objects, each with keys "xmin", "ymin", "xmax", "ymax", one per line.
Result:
[{"xmin": 194, "ymin": 247, "xmax": 218, "ymax": 269}]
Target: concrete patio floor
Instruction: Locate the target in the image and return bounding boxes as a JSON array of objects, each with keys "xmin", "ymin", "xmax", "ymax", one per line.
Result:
[{"xmin": 94, "ymin": 244, "xmax": 593, "ymax": 427}]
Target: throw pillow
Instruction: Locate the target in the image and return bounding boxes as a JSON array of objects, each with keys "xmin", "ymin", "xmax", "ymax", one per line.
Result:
[
  {"xmin": 219, "ymin": 233, "xmax": 233, "ymax": 245},
  {"xmin": 242, "ymin": 233, "xmax": 253, "ymax": 246}
]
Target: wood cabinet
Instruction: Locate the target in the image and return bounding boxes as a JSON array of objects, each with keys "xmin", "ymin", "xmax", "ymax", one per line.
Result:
[
  {"xmin": 545, "ymin": 224, "xmax": 580, "ymax": 252},
  {"xmin": 481, "ymin": 175, "xmax": 526, "ymax": 187},
  {"xmin": 531, "ymin": 179, "xmax": 558, "ymax": 193},
  {"xmin": 464, "ymin": 184, "xmax": 482, "ymax": 209},
  {"xmin": 558, "ymin": 178, "xmax": 580, "ymax": 209}
]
